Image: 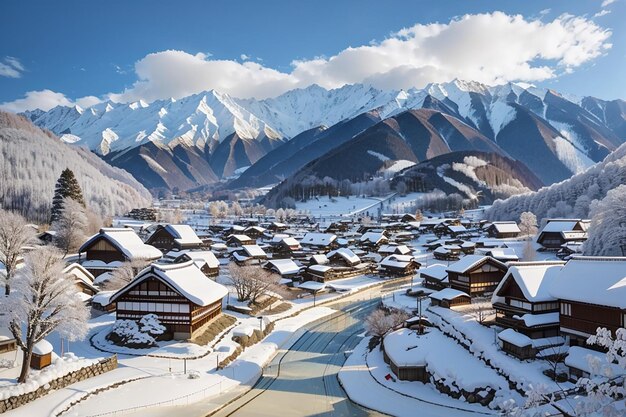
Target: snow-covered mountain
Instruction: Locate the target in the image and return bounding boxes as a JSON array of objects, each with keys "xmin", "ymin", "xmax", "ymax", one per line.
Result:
[{"xmin": 24, "ymin": 80, "xmax": 626, "ymax": 191}]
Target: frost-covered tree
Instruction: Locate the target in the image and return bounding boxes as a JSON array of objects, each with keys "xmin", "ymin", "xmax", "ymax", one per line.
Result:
[
  {"xmin": 52, "ymin": 198, "xmax": 88, "ymax": 255},
  {"xmin": 50, "ymin": 168, "xmax": 85, "ymax": 223},
  {"xmin": 0, "ymin": 209, "xmax": 37, "ymax": 296},
  {"xmin": 227, "ymin": 263, "xmax": 281, "ymax": 303},
  {"xmin": 0, "ymin": 247, "xmax": 89, "ymax": 382},
  {"xmin": 519, "ymin": 212, "xmax": 538, "ymax": 237},
  {"xmin": 584, "ymin": 185, "xmax": 626, "ymax": 256},
  {"xmin": 102, "ymin": 259, "xmax": 150, "ymax": 291}
]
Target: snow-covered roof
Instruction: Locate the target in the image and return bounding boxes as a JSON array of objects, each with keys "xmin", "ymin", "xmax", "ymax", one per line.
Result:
[
  {"xmin": 515, "ymin": 312, "xmax": 559, "ymax": 327},
  {"xmin": 298, "ymin": 281, "xmax": 326, "ymax": 291},
  {"xmin": 565, "ymin": 346, "xmax": 626, "ymax": 377},
  {"xmin": 80, "ymin": 228, "xmax": 162, "ymax": 260},
  {"xmin": 360, "ymin": 232, "xmax": 387, "ymax": 244},
  {"xmin": 498, "ymin": 329, "xmax": 532, "ymax": 348},
  {"xmin": 485, "ymin": 248, "xmax": 519, "ymax": 261},
  {"xmin": 419, "ymin": 264, "xmax": 448, "ymax": 281},
  {"xmin": 380, "ymin": 255, "xmax": 416, "ymax": 268},
  {"xmin": 280, "ymin": 237, "xmax": 301, "ymax": 247},
  {"xmin": 490, "ymin": 222, "xmax": 521, "ymax": 234},
  {"xmin": 429, "ymin": 288, "xmax": 469, "ymax": 301},
  {"xmin": 229, "ymin": 234, "xmax": 252, "ymax": 242},
  {"xmin": 175, "ymin": 250, "xmax": 219, "ymax": 268},
  {"xmin": 164, "ymin": 224, "xmax": 202, "ymax": 245},
  {"xmin": 327, "ymin": 248, "xmax": 360, "ymax": 265},
  {"xmin": 309, "ymin": 254, "xmax": 329, "ymax": 265},
  {"xmin": 300, "ymin": 232, "xmax": 337, "ymax": 246},
  {"xmin": 242, "ymin": 245, "xmax": 267, "ymax": 258},
  {"xmin": 383, "ymin": 328, "xmax": 427, "ymax": 367},
  {"xmin": 33, "ymin": 339, "xmax": 53, "ymax": 355},
  {"xmin": 266, "ymin": 259, "xmax": 301, "ymax": 276},
  {"xmin": 540, "ymin": 220, "xmax": 578, "ymax": 233},
  {"xmin": 447, "ymin": 255, "xmax": 506, "ymax": 274},
  {"xmin": 91, "ymin": 290, "xmax": 115, "ymax": 305},
  {"xmin": 110, "ymin": 261, "xmax": 228, "ymax": 307},
  {"xmin": 308, "ymin": 265, "xmax": 333, "ymax": 273},
  {"xmin": 447, "ymin": 225, "xmax": 467, "ymax": 233},
  {"xmin": 63, "ymin": 263, "xmax": 99, "ymax": 293},
  {"xmin": 549, "ymin": 256, "xmax": 626, "ymax": 308},
  {"xmin": 493, "ymin": 261, "xmax": 564, "ymax": 304},
  {"xmin": 378, "ymin": 244, "xmax": 411, "ymax": 255}
]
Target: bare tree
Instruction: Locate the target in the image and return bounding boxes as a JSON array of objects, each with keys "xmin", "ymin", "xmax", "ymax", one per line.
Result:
[
  {"xmin": 0, "ymin": 209, "xmax": 37, "ymax": 296},
  {"xmin": 469, "ymin": 299, "xmax": 495, "ymax": 325},
  {"xmin": 52, "ymin": 198, "xmax": 88, "ymax": 255},
  {"xmin": 0, "ymin": 247, "xmax": 89, "ymax": 382},
  {"xmin": 365, "ymin": 309, "xmax": 393, "ymax": 338},
  {"xmin": 227, "ymin": 263, "xmax": 281, "ymax": 303},
  {"xmin": 102, "ymin": 259, "xmax": 151, "ymax": 291}
]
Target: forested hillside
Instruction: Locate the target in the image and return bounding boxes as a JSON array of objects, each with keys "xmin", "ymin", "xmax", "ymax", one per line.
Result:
[{"xmin": 0, "ymin": 112, "xmax": 152, "ymax": 222}]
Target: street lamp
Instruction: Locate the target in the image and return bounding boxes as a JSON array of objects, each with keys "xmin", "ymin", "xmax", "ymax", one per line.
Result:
[{"xmin": 414, "ymin": 290, "xmax": 425, "ymax": 335}]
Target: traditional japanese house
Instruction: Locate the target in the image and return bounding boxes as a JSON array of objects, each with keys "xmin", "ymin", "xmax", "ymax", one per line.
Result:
[
  {"xmin": 327, "ymin": 248, "xmax": 361, "ymax": 267},
  {"xmin": 264, "ymin": 259, "xmax": 303, "ymax": 278},
  {"xmin": 536, "ymin": 219, "xmax": 590, "ymax": 249},
  {"xmin": 447, "ymin": 255, "xmax": 508, "ymax": 297},
  {"xmin": 420, "ymin": 264, "xmax": 449, "ymax": 290},
  {"xmin": 379, "ymin": 255, "xmax": 420, "ymax": 276},
  {"xmin": 63, "ymin": 263, "xmax": 99, "ymax": 302},
  {"xmin": 232, "ymin": 244, "xmax": 268, "ymax": 264},
  {"xmin": 303, "ymin": 265, "xmax": 334, "ymax": 282},
  {"xmin": 359, "ymin": 232, "xmax": 388, "ymax": 249},
  {"xmin": 267, "ymin": 222, "xmax": 289, "ymax": 232},
  {"xmin": 146, "ymin": 224, "xmax": 203, "ymax": 251},
  {"xmin": 110, "ymin": 261, "xmax": 228, "ymax": 339},
  {"xmin": 550, "ymin": 256, "xmax": 626, "ymax": 346},
  {"xmin": 486, "ymin": 222, "xmax": 521, "ymax": 239},
  {"xmin": 491, "ymin": 261, "xmax": 565, "ymax": 359},
  {"xmin": 325, "ymin": 222, "xmax": 350, "ymax": 233},
  {"xmin": 300, "ymin": 232, "xmax": 338, "ymax": 251},
  {"xmin": 480, "ymin": 248, "xmax": 519, "ymax": 263},
  {"xmin": 272, "ymin": 237, "xmax": 302, "ymax": 258},
  {"xmin": 445, "ymin": 225, "xmax": 468, "ymax": 237},
  {"xmin": 243, "ymin": 226, "xmax": 267, "ymax": 240},
  {"xmin": 170, "ymin": 250, "xmax": 220, "ymax": 277},
  {"xmin": 378, "ymin": 244, "xmax": 412, "ymax": 256},
  {"xmin": 433, "ymin": 245, "xmax": 462, "ymax": 261},
  {"xmin": 78, "ymin": 228, "xmax": 162, "ymax": 277},
  {"xmin": 226, "ymin": 234, "xmax": 255, "ymax": 247}
]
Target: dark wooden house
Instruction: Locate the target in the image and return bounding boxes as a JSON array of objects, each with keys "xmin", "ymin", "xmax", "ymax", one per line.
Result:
[
  {"xmin": 379, "ymin": 255, "xmax": 420, "ymax": 277},
  {"xmin": 171, "ymin": 250, "xmax": 220, "ymax": 277},
  {"xmin": 486, "ymin": 222, "xmax": 521, "ymax": 239},
  {"xmin": 78, "ymin": 228, "xmax": 162, "ymax": 277},
  {"xmin": 109, "ymin": 261, "xmax": 228, "ymax": 339},
  {"xmin": 420, "ymin": 264, "xmax": 449, "ymax": 290},
  {"xmin": 226, "ymin": 234, "xmax": 255, "ymax": 247},
  {"xmin": 491, "ymin": 262, "xmax": 565, "ymax": 359},
  {"xmin": 447, "ymin": 255, "xmax": 508, "ymax": 297},
  {"xmin": 146, "ymin": 224, "xmax": 203, "ymax": 251},
  {"xmin": 550, "ymin": 256, "xmax": 626, "ymax": 346},
  {"xmin": 536, "ymin": 219, "xmax": 590, "ymax": 249}
]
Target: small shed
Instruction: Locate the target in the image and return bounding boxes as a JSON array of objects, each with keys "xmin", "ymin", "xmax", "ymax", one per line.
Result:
[
  {"xmin": 31, "ymin": 339, "xmax": 53, "ymax": 370},
  {"xmin": 429, "ymin": 288, "xmax": 471, "ymax": 308}
]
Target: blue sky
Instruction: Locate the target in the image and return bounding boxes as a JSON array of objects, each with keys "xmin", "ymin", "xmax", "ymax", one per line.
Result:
[{"xmin": 0, "ymin": 0, "xmax": 624, "ymax": 111}]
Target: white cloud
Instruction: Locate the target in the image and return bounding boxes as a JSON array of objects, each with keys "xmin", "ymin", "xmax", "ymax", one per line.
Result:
[
  {"xmin": 0, "ymin": 90, "xmax": 73, "ymax": 112},
  {"xmin": 0, "ymin": 56, "xmax": 24, "ymax": 78},
  {"xmin": 0, "ymin": 90, "xmax": 101, "ymax": 112},
  {"xmin": 240, "ymin": 54, "xmax": 250, "ymax": 61},
  {"xmin": 106, "ymin": 12, "xmax": 611, "ymax": 102},
  {"xmin": 1, "ymin": 12, "xmax": 614, "ymax": 110},
  {"xmin": 601, "ymin": 0, "xmax": 616, "ymax": 7},
  {"xmin": 594, "ymin": 9, "xmax": 612, "ymax": 17}
]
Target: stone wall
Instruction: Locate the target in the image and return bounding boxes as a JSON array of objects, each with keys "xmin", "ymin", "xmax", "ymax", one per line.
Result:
[{"xmin": 0, "ymin": 355, "xmax": 118, "ymax": 413}]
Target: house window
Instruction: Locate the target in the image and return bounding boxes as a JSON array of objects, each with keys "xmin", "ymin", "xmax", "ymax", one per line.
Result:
[
  {"xmin": 560, "ymin": 302, "xmax": 572, "ymax": 316},
  {"xmin": 509, "ymin": 299, "xmax": 532, "ymax": 311},
  {"xmin": 622, "ymin": 312, "xmax": 626, "ymax": 327}
]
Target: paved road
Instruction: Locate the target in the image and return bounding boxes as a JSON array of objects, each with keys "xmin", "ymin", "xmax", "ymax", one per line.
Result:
[{"xmin": 207, "ymin": 297, "xmax": 384, "ymax": 417}]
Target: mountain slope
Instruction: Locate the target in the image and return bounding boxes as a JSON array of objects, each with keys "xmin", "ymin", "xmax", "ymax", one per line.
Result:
[
  {"xmin": 23, "ymin": 80, "xmax": 625, "ymax": 192},
  {"xmin": 486, "ymin": 141, "xmax": 626, "ymax": 222},
  {"xmin": 0, "ymin": 111, "xmax": 151, "ymax": 222}
]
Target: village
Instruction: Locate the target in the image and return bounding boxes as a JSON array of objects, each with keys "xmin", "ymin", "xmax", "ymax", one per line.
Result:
[{"xmin": 0, "ymin": 185, "xmax": 624, "ymax": 417}]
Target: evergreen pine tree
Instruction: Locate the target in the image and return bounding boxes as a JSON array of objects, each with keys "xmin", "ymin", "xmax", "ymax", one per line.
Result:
[{"xmin": 50, "ymin": 168, "xmax": 85, "ymax": 223}]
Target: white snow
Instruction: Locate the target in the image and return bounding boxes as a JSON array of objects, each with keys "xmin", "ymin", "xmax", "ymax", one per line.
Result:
[{"xmin": 80, "ymin": 228, "xmax": 162, "ymax": 260}]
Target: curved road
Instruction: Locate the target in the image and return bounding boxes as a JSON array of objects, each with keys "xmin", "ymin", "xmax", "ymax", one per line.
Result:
[{"xmin": 207, "ymin": 297, "xmax": 384, "ymax": 417}]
